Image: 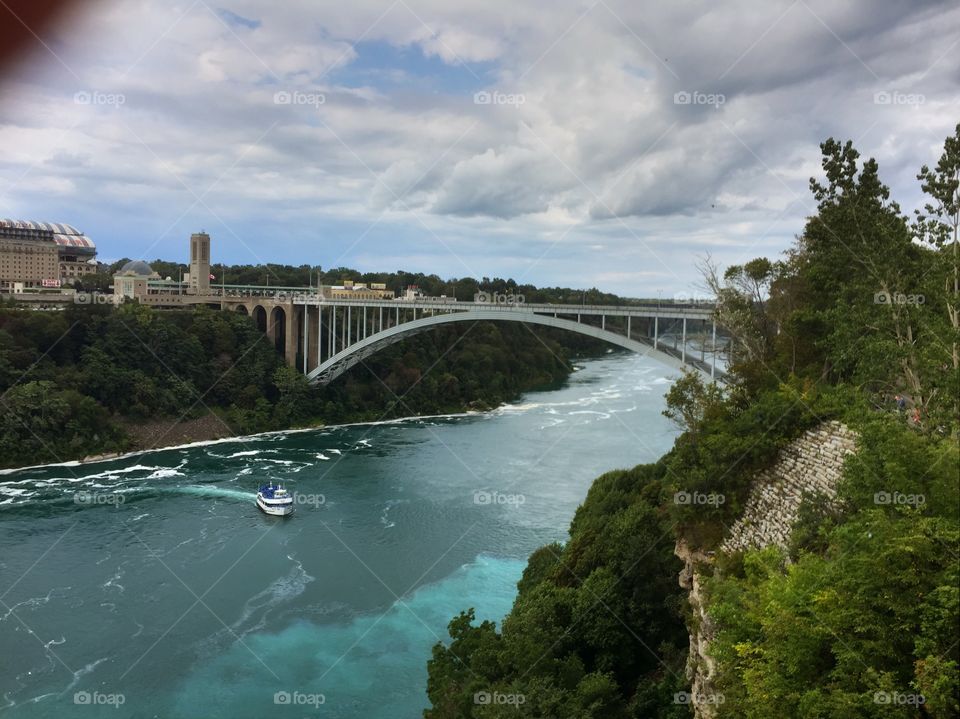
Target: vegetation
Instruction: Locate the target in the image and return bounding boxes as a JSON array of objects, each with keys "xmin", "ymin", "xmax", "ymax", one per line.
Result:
[
  {"xmin": 0, "ymin": 291, "xmax": 607, "ymax": 469},
  {"xmin": 424, "ymin": 126, "xmax": 960, "ymax": 716},
  {"xmin": 705, "ymin": 417, "xmax": 959, "ymax": 718},
  {"xmin": 426, "ymin": 463, "xmax": 690, "ymax": 719}
]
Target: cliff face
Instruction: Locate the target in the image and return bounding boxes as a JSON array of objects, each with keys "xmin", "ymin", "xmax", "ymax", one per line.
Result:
[
  {"xmin": 675, "ymin": 539, "xmax": 720, "ymax": 718},
  {"xmin": 676, "ymin": 420, "xmax": 857, "ymax": 718},
  {"xmin": 722, "ymin": 421, "xmax": 858, "ymax": 553}
]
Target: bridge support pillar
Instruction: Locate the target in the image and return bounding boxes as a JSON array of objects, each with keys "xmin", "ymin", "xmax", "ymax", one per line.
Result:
[
  {"xmin": 303, "ymin": 305, "xmax": 309, "ymax": 373},
  {"xmin": 654, "ymin": 316, "xmax": 658, "ymax": 349},
  {"xmin": 681, "ymin": 318, "xmax": 686, "ymax": 363},
  {"xmin": 285, "ymin": 306, "xmax": 298, "ymax": 367},
  {"xmin": 307, "ymin": 306, "xmax": 319, "ymax": 372}
]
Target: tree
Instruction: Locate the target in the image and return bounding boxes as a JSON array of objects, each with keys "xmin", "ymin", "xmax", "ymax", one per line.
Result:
[
  {"xmin": 698, "ymin": 255, "xmax": 782, "ymax": 390},
  {"xmin": 914, "ymin": 123, "xmax": 960, "ymax": 420},
  {"xmin": 799, "ymin": 139, "xmax": 942, "ymax": 411},
  {"xmin": 272, "ymin": 365, "xmax": 316, "ymax": 426},
  {"xmin": 663, "ymin": 371, "xmax": 725, "ymax": 443}
]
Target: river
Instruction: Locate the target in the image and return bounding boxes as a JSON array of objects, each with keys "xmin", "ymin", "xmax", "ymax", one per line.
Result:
[{"xmin": 0, "ymin": 353, "xmax": 680, "ymax": 718}]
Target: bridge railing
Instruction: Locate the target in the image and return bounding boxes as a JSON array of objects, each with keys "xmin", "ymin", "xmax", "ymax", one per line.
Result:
[{"xmin": 290, "ymin": 295, "xmax": 718, "ymax": 317}]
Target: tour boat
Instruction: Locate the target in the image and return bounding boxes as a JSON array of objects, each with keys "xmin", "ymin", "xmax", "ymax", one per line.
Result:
[{"xmin": 256, "ymin": 482, "xmax": 294, "ymax": 516}]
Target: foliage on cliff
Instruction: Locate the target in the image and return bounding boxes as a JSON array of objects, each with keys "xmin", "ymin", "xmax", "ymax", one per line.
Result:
[
  {"xmin": 669, "ymin": 127, "xmax": 960, "ymax": 717},
  {"xmin": 425, "ymin": 127, "xmax": 960, "ymax": 717},
  {"xmin": 425, "ymin": 463, "xmax": 691, "ymax": 719},
  {"xmin": 706, "ymin": 418, "xmax": 958, "ymax": 718}
]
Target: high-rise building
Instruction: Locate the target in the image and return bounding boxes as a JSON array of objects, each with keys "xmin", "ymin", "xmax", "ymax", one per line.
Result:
[
  {"xmin": 188, "ymin": 231, "xmax": 211, "ymax": 294},
  {"xmin": 0, "ymin": 219, "xmax": 96, "ymax": 290}
]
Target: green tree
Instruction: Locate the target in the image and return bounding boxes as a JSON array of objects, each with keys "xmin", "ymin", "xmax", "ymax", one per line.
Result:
[{"xmin": 914, "ymin": 123, "xmax": 960, "ymax": 420}]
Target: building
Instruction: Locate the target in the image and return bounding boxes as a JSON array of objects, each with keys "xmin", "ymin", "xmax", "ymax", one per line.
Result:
[
  {"xmin": 109, "ymin": 230, "xmax": 397, "ymax": 303},
  {"xmin": 324, "ymin": 279, "xmax": 394, "ymax": 300},
  {"xmin": 113, "ymin": 259, "xmax": 160, "ymax": 299},
  {"xmin": 0, "ymin": 219, "xmax": 97, "ymax": 290},
  {"xmin": 185, "ymin": 231, "xmax": 211, "ymax": 294}
]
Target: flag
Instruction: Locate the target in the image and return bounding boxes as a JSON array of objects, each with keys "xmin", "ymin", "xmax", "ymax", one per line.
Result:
[{"xmin": 209, "ymin": 274, "xmax": 216, "ymax": 280}]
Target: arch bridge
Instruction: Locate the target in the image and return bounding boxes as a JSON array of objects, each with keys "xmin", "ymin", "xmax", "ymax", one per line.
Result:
[
  {"xmin": 288, "ymin": 297, "xmax": 729, "ymax": 385},
  {"xmin": 133, "ymin": 287, "xmax": 729, "ymax": 384}
]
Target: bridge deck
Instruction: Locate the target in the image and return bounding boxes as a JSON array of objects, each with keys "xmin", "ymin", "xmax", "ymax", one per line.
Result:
[{"xmin": 289, "ymin": 296, "xmax": 715, "ymax": 320}]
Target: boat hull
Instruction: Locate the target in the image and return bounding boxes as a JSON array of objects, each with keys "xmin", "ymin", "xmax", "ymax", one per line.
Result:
[{"xmin": 257, "ymin": 495, "xmax": 294, "ymax": 516}]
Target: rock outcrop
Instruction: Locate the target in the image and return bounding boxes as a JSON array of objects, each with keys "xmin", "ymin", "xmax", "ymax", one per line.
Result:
[{"xmin": 722, "ymin": 421, "xmax": 858, "ymax": 553}]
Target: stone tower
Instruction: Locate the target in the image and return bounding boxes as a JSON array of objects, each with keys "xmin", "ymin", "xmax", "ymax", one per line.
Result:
[{"xmin": 189, "ymin": 231, "xmax": 211, "ymax": 294}]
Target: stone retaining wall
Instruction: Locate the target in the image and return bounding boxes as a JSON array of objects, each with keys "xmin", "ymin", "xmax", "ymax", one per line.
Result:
[{"xmin": 722, "ymin": 420, "xmax": 857, "ymax": 552}]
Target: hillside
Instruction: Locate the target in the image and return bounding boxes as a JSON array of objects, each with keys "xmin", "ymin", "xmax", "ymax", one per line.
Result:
[{"xmin": 423, "ymin": 129, "xmax": 960, "ymax": 717}]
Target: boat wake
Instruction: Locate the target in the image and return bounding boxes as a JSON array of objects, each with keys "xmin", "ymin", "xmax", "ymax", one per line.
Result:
[{"xmin": 171, "ymin": 486, "xmax": 252, "ymax": 502}]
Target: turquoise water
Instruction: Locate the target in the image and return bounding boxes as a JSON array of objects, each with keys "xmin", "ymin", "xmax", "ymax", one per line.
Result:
[{"xmin": 0, "ymin": 354, "xmax": 680, "ymax": 718}]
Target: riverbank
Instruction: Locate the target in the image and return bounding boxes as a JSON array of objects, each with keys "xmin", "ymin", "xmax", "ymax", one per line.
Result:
[
  {"xmin": 124, "ymin": 412, "xmax": 236, "ymax": 452},
  {"xmin": 0, "ymin": 408, "xmax": 507, "ymax": 475}
]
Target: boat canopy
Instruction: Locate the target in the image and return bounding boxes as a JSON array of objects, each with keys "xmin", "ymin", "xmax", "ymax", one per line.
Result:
[{"xmin": 258, "ymin": 483, "xmax": 287, "ymax": 499}]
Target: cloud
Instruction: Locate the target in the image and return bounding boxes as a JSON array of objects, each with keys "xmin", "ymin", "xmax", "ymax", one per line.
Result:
[{"xmin": 0, "ymin": 0, "xmax": 957, "ymax": 295}]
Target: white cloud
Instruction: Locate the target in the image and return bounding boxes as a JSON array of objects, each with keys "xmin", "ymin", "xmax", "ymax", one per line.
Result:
[{"xmin": 0, "ymin": 0, "xmax": 958, "ymax": 294}]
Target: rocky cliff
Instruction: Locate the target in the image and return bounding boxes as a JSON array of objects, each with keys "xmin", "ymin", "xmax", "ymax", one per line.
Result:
[{"xmin": 676, "ymin": 420, "xmax": 858, "ymax": 718}]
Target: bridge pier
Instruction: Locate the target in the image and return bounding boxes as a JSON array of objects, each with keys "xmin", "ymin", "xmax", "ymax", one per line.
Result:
[
  {"xmin": 681, "ymin": 318, "xmax": 686, "ymax": 363},
  {"xmin": 307, "ymin": 305, "xmax": 319, "ymax": 372},
  {"xmin": 285, "ymin": 307, "xmax": 298, "ymax": 367}
]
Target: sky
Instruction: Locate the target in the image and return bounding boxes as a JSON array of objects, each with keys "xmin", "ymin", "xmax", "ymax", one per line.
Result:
[{"xmin": 0, "ymin": 0, "xmax": 958, "ymax": 297}]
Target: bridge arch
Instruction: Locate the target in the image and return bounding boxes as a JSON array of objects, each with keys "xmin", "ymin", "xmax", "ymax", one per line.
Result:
[
  {"xmin": 235, "ymin": 305, "xmax": 249, "ymax": 315},
  {"xmin": 252, "ymin": 305, "xmax": 267, "ymax": 333},
  {"xmin": 305, "ymin": 309, "xmax": 723, "ymax": 385},
  {"xmin": 269, "ymin": 306, "xmax": 286, "ymax": 354}
]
